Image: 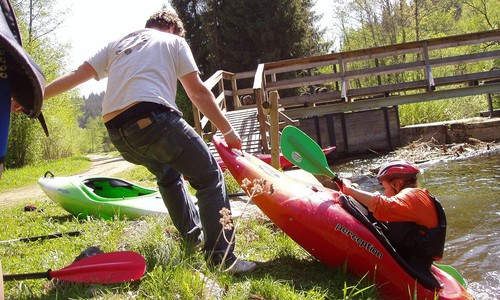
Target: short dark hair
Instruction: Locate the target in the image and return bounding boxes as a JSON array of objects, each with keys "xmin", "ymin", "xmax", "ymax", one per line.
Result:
[{"xmin": 145, "ymin": 9, "xmax": 185, "ymax": 37}]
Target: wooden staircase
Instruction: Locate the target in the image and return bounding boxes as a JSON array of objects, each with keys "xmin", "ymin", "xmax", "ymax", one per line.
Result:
[{"xmin": 208, "ymin": 108, "xmax": 263, "ymax": 158}]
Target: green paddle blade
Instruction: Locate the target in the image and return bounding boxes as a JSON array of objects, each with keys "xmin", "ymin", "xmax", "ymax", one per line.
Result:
[
  {"xmin": 281, "ymin": 125, "xmax": 338, "ymax": 179},
  {"xmin": 434, "ymin": 263, "xmax": 467, "ymax": 288}
]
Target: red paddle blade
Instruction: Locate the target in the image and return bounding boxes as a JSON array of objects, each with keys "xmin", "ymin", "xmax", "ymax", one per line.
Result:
[{"xmin": 49, "ymin": 251, "xmax": 146, "ymax": 284}]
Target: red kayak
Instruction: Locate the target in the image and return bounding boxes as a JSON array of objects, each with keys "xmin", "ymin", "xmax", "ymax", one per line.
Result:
[
  {"xmin": 216, "ymin": 146, "xmax": 336, "ymax": 172},
  {"xmin": 214, "ymin": 136, "xmax": 473, "ymax": 300}
]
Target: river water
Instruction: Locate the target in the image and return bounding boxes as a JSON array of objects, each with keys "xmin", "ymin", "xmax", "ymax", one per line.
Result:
[{"xmin": 332, "ymin": 149, "xmax": 499, "ymax": 300}]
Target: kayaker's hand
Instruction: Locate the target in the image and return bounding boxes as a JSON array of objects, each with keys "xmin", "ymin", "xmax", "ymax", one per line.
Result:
[
  {"xmin": 336, "ymin": 178, "xmax": 352, "ymax": 194},
  {"xmin": 224, "ymin": 130, "xmax": 242, "ymax": 150},
  {"xmin": 11, "ymin": 100, "xmax": 23, "ymax": 113}
]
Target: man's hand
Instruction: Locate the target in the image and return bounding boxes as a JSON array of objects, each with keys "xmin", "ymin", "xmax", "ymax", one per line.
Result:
[{"xmin": 223, "ymin": 131, "xmax": 242, "ymax": 150}]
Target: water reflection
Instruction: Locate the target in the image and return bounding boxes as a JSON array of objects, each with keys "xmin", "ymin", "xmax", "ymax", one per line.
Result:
[{"xmin": 332, "ymin": 149, "xmax": 500, "ymax": 300}]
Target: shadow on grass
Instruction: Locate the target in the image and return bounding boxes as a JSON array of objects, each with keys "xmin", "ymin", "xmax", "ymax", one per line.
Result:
[
  {"xmin": 43, "ymin": 214, "xmax": 78, "ymax": 224},
  {"xmin": 239, "ymin": 255, "xmax": 341, "ymax": 291}
]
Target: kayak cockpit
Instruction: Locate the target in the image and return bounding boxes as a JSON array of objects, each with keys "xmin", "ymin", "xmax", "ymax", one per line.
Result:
[
  {"xmin": 82, "ymin": 178, "xmax": 157, "ymax": 200},
  {"xmin": 340, "ymin": 195, "xmax": 443, "ymax": 290}
]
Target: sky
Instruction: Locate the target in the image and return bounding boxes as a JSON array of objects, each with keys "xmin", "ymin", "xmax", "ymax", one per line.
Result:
[{"xmin": 54, "ymin": 0, "xmax": 335, "ymax": 96}]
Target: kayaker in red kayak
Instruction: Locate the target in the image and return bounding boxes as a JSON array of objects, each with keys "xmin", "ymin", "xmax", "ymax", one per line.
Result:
[
  {"xmin": 42, "ymin": 9, "xmax": 256, "ymax": 274},
  {"xmin": 336, "ymin": 160, "xmax": 447, "ymax": 273}
]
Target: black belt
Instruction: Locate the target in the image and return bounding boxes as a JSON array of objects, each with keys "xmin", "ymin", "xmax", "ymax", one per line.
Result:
[{"xmin": 107, "ymin": 110, "xmax": 172, "ymax": 137}]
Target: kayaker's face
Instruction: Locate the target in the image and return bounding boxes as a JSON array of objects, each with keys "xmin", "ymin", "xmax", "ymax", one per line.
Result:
[{"xmin": 380, "ymin": 180, "xmax": 397, "ymax": 197}]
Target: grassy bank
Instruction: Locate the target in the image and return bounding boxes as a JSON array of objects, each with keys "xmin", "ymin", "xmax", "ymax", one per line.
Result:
[
  {"xmin": 0, "ymin": 158, "xmax": 378, "ymax": 299},
  {"xmin": 0, "ymin": 156, "xmax": 91, "ymax": 192}
]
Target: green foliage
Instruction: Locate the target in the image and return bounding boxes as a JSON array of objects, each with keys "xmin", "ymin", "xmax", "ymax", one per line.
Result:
[
  {"xmin": 41, "ymin": 95, "xmax": 85, "ymax": 159},
  {"xmin": 457, "ymin": 0, "xmax": 500, "ymax": 32},
  {"xmin": 6, "ymin": 114, "xmax": 43, "ymax": 167},
  {"xmin": 0, "ymin": 156, "xmax": 90, "ymax": 191},
  {"xmin": 175, "ymin": 82, "xmax": 194, "ymax": 126},
  {"xmin": 171, "ymin": 0, "xmax": 330, "ymax": 75},
  {"xmin": 333, "ymin": 0, "xmax": 500, "ymax": 125},
  {"xmin": 336, "ymin": 0, "xmax": 499, "ymax": 50},
  {"xmin": 82, "ymin": 117, "xmax": 108, "ymax": 153},
  {"xmin": 0, "ymin": 198, "xmax": 379, "ymax": 299},
  {"xmin": 80, "ymin": 92, "xmax": 104, "ymax": 127},
  {"xmin": 217, "ymin": 0, "xmax": 327, "ymax": 71},
  {"xmin": 6, "ymin": 0, "xmax": 79, "ymax": 168},
  {"xmin": 399, "ymin": 95, "xmax": 488, "ymax": 126}
]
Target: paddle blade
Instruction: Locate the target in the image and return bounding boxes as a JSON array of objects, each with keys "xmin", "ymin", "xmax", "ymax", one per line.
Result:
[
  {"xmin": 50, "ymin": 251, "xmax": 146, "ymax": 284},
  {"xmin": 434, "ymin": 263, "xmax": 467, "ymax": 288},
  {"xmin": 281, "ymin": 126, "xmax": 337, "ymax": 179}
]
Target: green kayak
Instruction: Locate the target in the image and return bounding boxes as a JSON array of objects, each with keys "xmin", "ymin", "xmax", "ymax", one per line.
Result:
[{"xmin": 38, "ymin": 172, "xmax": 169, "ymax": 220}]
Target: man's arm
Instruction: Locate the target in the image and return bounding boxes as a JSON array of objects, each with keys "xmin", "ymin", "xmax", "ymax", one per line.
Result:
[
  {"xmin": 180, "ymin": 71, "xmax": 242, "ymax": 149},
  {"xmin": 44, "ymin": 62, "xmax": 97, "ymax": 99}
]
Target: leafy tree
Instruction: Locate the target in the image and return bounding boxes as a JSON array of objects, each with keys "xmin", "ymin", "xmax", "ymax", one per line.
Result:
[
  {"xmin": 219, "ymin": 0, "xmax": 327, "ymax": 72},
  {"xmin": 40, "ymin": 95, "xmax": 84, "ymax": 159},
  {"xmin": 170, "ymin": 0, "xmax": 329, "ymax": 110},
  {"xmin": 330, "ymin": 0, "xmax": 498, "ymax": 125},
  {"xmin": 6, "ymin": 0, "xmax": 84, "ymax": 167},
  {"xmin": 169, "ymin": 0, "xmax": 329, "ymax": 72},
  {"xmin": 459, "ymin": 0, "xmax": 500, "ymax": 32},
  {"xmin": 6, "ymin": 115, "xmax": 42, "ymax": 167},
  {"xmin": 82, "ymin": 116, "xmax": 107, "ymax": 153},
  {"xmin": 80, "ymin": 92, "xmax": 104, "ymax": 127},
  {"xmin": 170, "ymin": 0, "xmax": 213, "ymax": 78},
  {"xmin": 335, "ymin": 0, "xmax": 463, "ymax": 51}
]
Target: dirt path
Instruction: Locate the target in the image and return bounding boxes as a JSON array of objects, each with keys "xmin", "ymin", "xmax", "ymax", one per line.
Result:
[
  {"xmin": 0, "ymin": 154, "xmax": 135, "ymax": 208},
  {"xmin": 0, "ymin": 153, "xmax": 318, "ymax": 219}
]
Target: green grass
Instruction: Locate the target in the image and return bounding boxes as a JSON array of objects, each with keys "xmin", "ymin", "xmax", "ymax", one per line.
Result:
[
  {"xmin": 0, "ymin": 158, "xmax": 379, "ymax": 299},
  {"xmin": 398, "ymin": 95, "xmax": 488, "ymax": 126},
  {"xmin": 0, "ymin": 156, "xmax": 91, "ymax": 192},
  {"xmin": 0, "ymin": 199, "xmax": 378, "ymax": 299}
]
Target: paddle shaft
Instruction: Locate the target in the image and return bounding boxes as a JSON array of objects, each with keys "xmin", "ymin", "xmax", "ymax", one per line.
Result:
[
  {"xmin": 3, "ymin": 271, "xmax": 50, "ymax": 281},
  {"xmin": 0, "ymin": 230, "xmax": 83, "ymax": 244},
  {"xmin": 228, "ymin": 192, "xmax": 246, "ymax": 198},
  {"xmin": 297, "ymin": 144, "xmax": 341, "ymax": 184}
]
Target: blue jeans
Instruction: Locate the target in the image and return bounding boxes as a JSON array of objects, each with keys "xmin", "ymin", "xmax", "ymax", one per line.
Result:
[{"xmin": 107, "ymin": 110, "xmax": 235, "ymax": 265}]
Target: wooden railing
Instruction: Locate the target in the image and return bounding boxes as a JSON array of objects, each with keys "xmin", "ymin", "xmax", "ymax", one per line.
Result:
[
  {"xmin": 253, "ymin": 29, "xmax": 500, "ymax": 117},
  {"xmin": 251, "ymin": 29, "xmax": 500, "ymax": 164},
  {"xmin": 193, "ymin": 70, "xmax": 230, "ymax": 139},
  {"xmin": 195, "ymin": 29, "xmax": 500, "ymax": 165},
  {"xmin": 194, "ymin": 67, "xmax": 297, "ymax": 155}
]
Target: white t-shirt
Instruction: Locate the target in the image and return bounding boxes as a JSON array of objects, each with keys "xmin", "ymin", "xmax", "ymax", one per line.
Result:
[{"xmin": 87, "ymin": 28, "xmax": 198, "ymax": 116}]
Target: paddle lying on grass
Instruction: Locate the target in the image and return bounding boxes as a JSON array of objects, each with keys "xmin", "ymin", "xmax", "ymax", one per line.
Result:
[
  {"xmin": 3, "ymin": 251, "xmax": 146, "ymax": 284},
  {"xmin": 280, "ymin": 125, "xmax": 342, "ymax": 185},
  {"xmin": 0, "ymin": 230, "xmax": 83, "ymax": 244},
  {"xmin": 280, "ymin": 125, "xmax": 468, "ymax": 288}
]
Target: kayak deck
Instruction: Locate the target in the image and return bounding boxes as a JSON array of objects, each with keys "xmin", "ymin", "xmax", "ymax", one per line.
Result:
[
  {"xmin": 38, "ymin": 175, "xmax": 168, "ymax": 220},
  {"xmin": 82, "ymin": 178, "xmax": 157, "ymax": 200}
]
